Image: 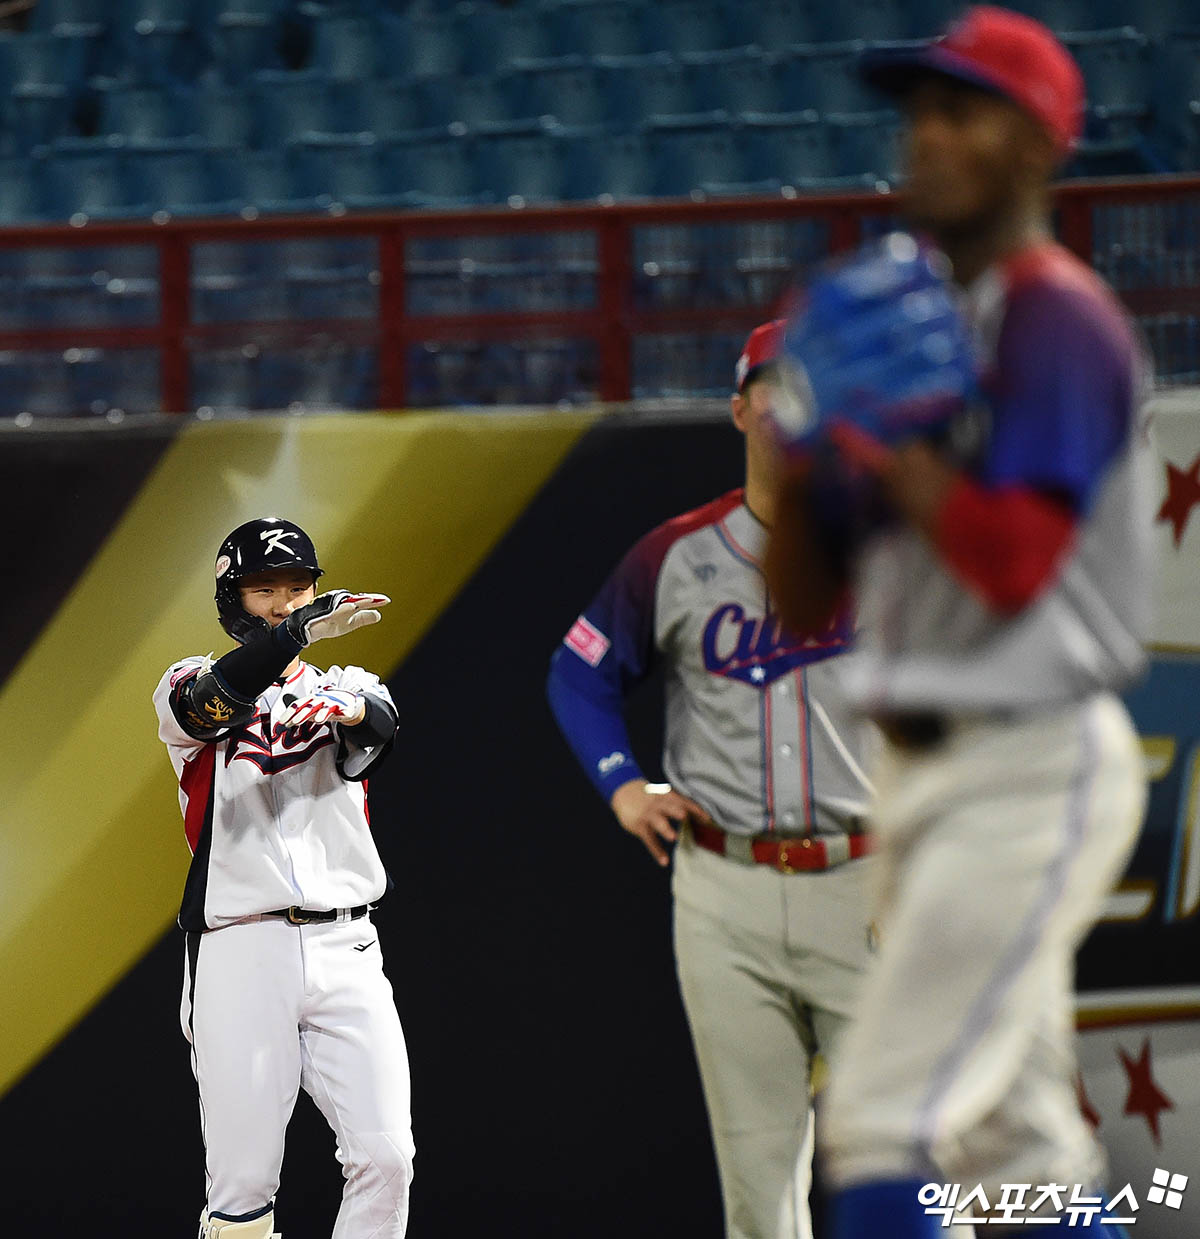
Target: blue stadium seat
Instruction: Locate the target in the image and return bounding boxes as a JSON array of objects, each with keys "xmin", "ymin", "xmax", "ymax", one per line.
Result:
[
  {"xmin": 643, "ymin": 1, "xmax": 735, "ymax": 55},
  {"xmin": 43, "ymin": 150, "xmax": 151, "ymax": 220},
  {"xmin": 72, "ymin": 348, "xmax": 160, "ymax": 415},
  {"xmin": 779, "ymin": 43, "xmax": 880, "ymax": 114},
  {"xmin": 552, "ymin": 0, "xmax": 648, "ymax": 58},
  {"xmin": 258, "ymin": 342, "xmax": 374, "ymax": 410},
  {"xmin": 563, "ymin": 129, "xmax": 656, "ymax": 199},
  {"xmin": 191, "ymin": 86, "xmax": 258, "ymax": 147},
  {"xmin": 737, "ymin": 0, "xmax": 822, "ymax": 49},
  {"xmin": 421, "ymin": 74, "xmax": 536, "ymax": 134},
  {"xmin": 0, "ymin": 352, "xmax": 78, "ymax": 417},
  {"xmin": 474, "ymin": 132, "xmax": 567, "ymax": 203},
  {"xmin": 96, "ymin": 84, "xmax": 191, "ymax": 144},
  {"xmin": 253, "ymin": 71, "xmax": 362, "ymax": 146},
  {"xmin": 120, "ymin": 0, "xmax": 201, "ymax": 85},
  {"xmin": 818, "ymin": 0, "xmax": 909, "ymax": 42},
  {"xmin": 827, "ymin": 109, "xmax": 904, "ymax": 184},
  {"xmin": 131, "ymin": 146, "xmax": 243, "ymax": 216},
  {"xmin": 515, "ymin": 60, "xmax": 612, "ymax": 127},
  {"xmin": 209, "ymin": 11, "xmax": 284, "ymax": 84},
  {"xmin": 209, "ymin": 147, "xmax": 330, "ymax": 214},
  {"xmin": 684, "ymin": 47, "xmax": 785, "ymax": 119},
  {"xmin": 1007, "ymin": 0, "xmax": 1107, "ymax": 34},
  {"xmin": 390, "ymin": 136, "xmax": 487, "ymax": 207},
  {"xmin": 8, "ymin": 87, "xmax": 80, "ymax": 154},
  {"xmin": 456, "ymin": 3, "xmax": 558, "ymax": 75},
  {"xmin": 297, "ymin": 137, "xmax": 411, "ymax": 210},
  {"xmin": 1068, "ymin": 29, "xmax": 1149, "ymax": 123},
  {"xmin": 904, "ymin": 0, "xmax": 963, "ymax": 37},
  {"xmin": 649, "ymin": 119, "xmax": 748, "ymax": 196},
  {"xmin": 400, "ymin": 13, "xmax": 463, "ymax": 79},
  {"xmin": 9, "ymin": 31, "xmax": 95, "ymax": 89},
  {"xmin": 744, "ymin": 115, "xmax": 866, "ymax": 189},
  {"xmin": 0, "ymin": 156, "xmax": 47, "ymax": 222},
  {"xmin": 353, "ymin": 78, "xmax": 428, "ymax": 140},
  {"xmin": 31, "ymin": 0, "xmax": 112, "ymax": 31},
  {"xmin": 604, "ymin": 53, "xmax": 703, "ymax": 127},
  {"xmin": 309, "ymin": 13, "xmax": 389, "ymax": 81}
]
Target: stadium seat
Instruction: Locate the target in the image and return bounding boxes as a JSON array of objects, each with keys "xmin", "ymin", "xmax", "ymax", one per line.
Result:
[
  {"xmin": 827, "ymin": 109, "xmax": 904, "ymax": 184},
  {"xmin": 309, "ymin": 12, "xmax": 388, "ymax": 81},
  {"xmin": 552, "ymin": 0, "xmax": 648, "ymax": 58},
  {"xmin": 353, "ymin": 78, "xmax": 429, "ymax": 141},
  {"xmin": 191, "ymin": 345, "xmax": 260, "ymax": 411},
  {"xmin": 8, "ymin": 31, "xmax": 95, "ymax": 90},
  {"xmin": 296, "ymin": 137, "xmax": 411, "ymax": 210},
  {"xmin": 818, "ymin": 0, "xmax": 909, "ymax": 42},
  {"xmin": 515, "ymin": 60, "xmax": 612, "ymax": 128},
  {"xmin": 421, "ymin": 73, "xmax": 537, "ymax": 134},
  {"xmin": 456, "ymin": 3, "xmax": 558, "ymax": 75},
  {"xmin": 736, "ymin": 0, "xmax": 822, "ymax": 48},
  {"xmin": 563, "ymin": 129, "xmax": 657, "ymax": 199},
  {"xmin": 744, "ymin": 115, "xmax": 868, "ymax": 189},
  {"xmin": 209, "ymin": 147, "xmax": 330, "ymax": 214},
  {"xmin": 257, "ymin": 341, "xmax": 375, "ymax": 410},
  {"xmin": 685, "ymin": 47, "xmax": 785, "ymax": 119},
  {"xmin": 8, "ymin": 87, "xmax": 81, "ymax": 155},
  {"xmin": 400, "ymin": 13, "xmax": 463, "ymax": 79},
  {"xmin": 1067, "ymin": 29, "xmax": 1149, "ymax": 123},
  {"xmin": 390, "ymin": 135, "xmax": 488, "ymax": 207},
  {"xmin": 209, "ymin": 10, "xmax": 284, "ymax": 84},
  {"xmin": 779, "ymin": 43, "xmax": 880, "ymax": 115},
  {"xmin": 72, "ymin": 348, "xmax": 160, "ymax": 415},
  {"xmin": 0, "ymin": 156, "xmax": 47, "ymax": 222},
  {"xmin": 96, "ymin": 83, "xmax": 191, "ymax": 144},
  {"xmin": 253, "ymin": 71, "xmax": 362, "ymax": 146},
  {"xmin": 191, "ymin": 86, "xmax": 258, "ymax": 147},
  {"xmin": 31, "ymin": 0, "xmax": 112, "ymax": 31},
  {"xmin": 474, "ymin": 132, "xmax": 567, "ymax": 203},
  {"xmin": 43, "ymin": 150, "xmax": 151, "ymax": 220},
  {"xmin": 904, "ymin": 0, "xmax": 963, "ymax": 37},
  {"xmin": 131, "ymin": 146, "xmax": 243, "ymax": 216},
  {"xmin": 649, "ymin": 118, "xmax": 749, "ymax": 196},
  {"xmin": 643, "ymin": 1, "xmax": 735, "ymax": 55},
  {"xmin": 1007, "ymin": 0, "xmax": 1107, "ymax": 34},
  {"xmin": 120, "ymin": 0, "xmax": 200, "ymax": 86},
  {"xmin": 603, "ymin": 53, "xmax": 705, "ymax": 126}
]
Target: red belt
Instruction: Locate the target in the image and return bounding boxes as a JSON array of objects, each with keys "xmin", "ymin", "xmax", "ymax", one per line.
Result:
[{"xmin": 690, "ymin": 820, "xmax": 871, "ymax": 873}]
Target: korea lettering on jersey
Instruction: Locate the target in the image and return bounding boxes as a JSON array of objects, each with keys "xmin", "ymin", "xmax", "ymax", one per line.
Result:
[
  {"xmin": 153, "ymin": 659, "xmax": 395, "ymax": 931},
  {"xmin": 549, "ymin": 491, "xmax": 876, "ymax": 836},
  {"xmin": 845, "ymin": 243, "xmax": 1156, "ymax": 713}
]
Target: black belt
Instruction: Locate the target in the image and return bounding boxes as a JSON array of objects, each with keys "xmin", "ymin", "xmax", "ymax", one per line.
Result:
[{"xmin": 267, "ymin": 905, "xmax": 370, "ymax": 926}]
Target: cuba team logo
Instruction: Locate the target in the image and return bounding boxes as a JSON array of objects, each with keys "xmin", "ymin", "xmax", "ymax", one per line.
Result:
[{"xmin": 702, "ymin": 602, "xmax": 851, "ymax": 686}]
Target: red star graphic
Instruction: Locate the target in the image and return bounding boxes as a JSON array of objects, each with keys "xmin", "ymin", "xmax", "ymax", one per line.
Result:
[
  {"xmin": 1076, "ymin": 1072, "xmax": 1101, "ymax": 1130},
  {"xmin": 1119, "ymin": 1038, "xmax": 1174, "ymax": 1146},
  {"xmin": 1157, "ymin": 455, "xmax": 1200, "ymax": 547}
]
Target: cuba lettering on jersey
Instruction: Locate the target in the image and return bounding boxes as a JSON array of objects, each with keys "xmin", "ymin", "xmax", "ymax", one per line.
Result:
[
  {"xmin": 153, "ymin": 659, "xmax": 395, "ymax": 931},
  {"xmin": 549, "ymin": 490, "xmax": 876, "ymax": 836},
  {"xmin": 846, "ymin": 242, "xmax": 1156, "ymax": 713}
]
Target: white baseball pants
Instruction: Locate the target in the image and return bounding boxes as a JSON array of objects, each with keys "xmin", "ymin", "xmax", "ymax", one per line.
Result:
[
  {"xmin": 673, "ymin": 827, "xmax": 874, "ymax": 1239},
  {"xmin": 822, "ymin": 693, "xmax": 1145, "ymax": 1199},
  {"xmin": 182, "ymin": 915, "xmax": 414, "ymax": 1238}
]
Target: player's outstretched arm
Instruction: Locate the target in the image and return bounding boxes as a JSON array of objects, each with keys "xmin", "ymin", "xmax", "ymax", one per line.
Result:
[
  {"xmin": 282, "ymin": 591, "xmax": 390, "ymax": 646},
  {"xmin": 609, "ymin": 779, "xmax": 714, "ymax": 868}
]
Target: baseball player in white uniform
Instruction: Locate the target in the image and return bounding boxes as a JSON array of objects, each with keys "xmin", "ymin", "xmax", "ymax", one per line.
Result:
[
  {"xmin": 764, "ymin": 9, "xmax": 1151, "ymax": 1236},
  {"xmin": 153, "ymin": 517, "xmax": 414, "ymax": 1239},
  {"xmin": 547, "ymin": 324, "xmax": 878, "ymax": 1239}
]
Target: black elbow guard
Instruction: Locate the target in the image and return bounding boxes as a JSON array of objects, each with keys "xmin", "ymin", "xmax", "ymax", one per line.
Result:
[{"xmin": 172, "ymin": 668, "xmax": 258, "ymax": 739}]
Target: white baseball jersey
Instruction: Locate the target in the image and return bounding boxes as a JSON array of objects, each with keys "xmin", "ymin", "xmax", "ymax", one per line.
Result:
[
  {"xmin": 548, "ymin": 490, "xmax": 877, "ymax": 836},
  {"xmin": 154, "ymin": 658, "xmax": 395, "ymax": 930},
  {"xmin": 845, "ymin": 243, "xmax": 1155, "ymax": 713}
]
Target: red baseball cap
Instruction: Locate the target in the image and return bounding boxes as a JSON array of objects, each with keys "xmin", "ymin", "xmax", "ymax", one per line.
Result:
[
  {"xmin": 735, "ymin": 319, "xmax": 784, "ymax": 392},
  {"xmin": 859, "ymin": 5, "xmax": 1084, "ymax": 156}
]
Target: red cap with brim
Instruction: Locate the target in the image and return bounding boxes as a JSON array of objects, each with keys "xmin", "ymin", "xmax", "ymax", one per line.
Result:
[
  {"xmin": 735, "ymin": 319, "xmax": 785, "ymax": 392},
  {"xmin": 859, "ymin": 5, "xmax": 1084, "ymax": 156}
]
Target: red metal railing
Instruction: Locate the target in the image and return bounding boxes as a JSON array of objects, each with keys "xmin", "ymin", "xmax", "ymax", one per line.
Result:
[{"xmin": 0, "ymin": 174, "xmax": 1196, "ymax": 412}]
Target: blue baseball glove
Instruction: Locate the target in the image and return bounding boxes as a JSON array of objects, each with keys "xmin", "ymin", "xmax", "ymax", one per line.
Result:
[{"xmin": 769, "ymin": 231, "xmax": 978, "ymax": 455}]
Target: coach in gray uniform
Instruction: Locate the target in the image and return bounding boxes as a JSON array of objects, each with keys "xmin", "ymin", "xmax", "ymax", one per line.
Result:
[{"xmin": 546, "ymin": 322, "xmax": 878, "ymax": 1239}]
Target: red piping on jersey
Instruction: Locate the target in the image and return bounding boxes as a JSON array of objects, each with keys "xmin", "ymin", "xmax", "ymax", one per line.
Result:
[
  {"xmin": 717, "ymin": 515, "xmax": 760, "ymax": 567},
  {"xmin": 935, "ymin": 476, "xmax": 1077, "ymax": 614},
  {"xmin": 763, "ymin": 680, "xmax": 776, "ymax": 832},
  {"xmin": 179, "ymin": 743, "xmax": 216, "ymax": 855},
  {"xmin": 795, "ymin": 668, "xmax": 813, "ymax": 830}
]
